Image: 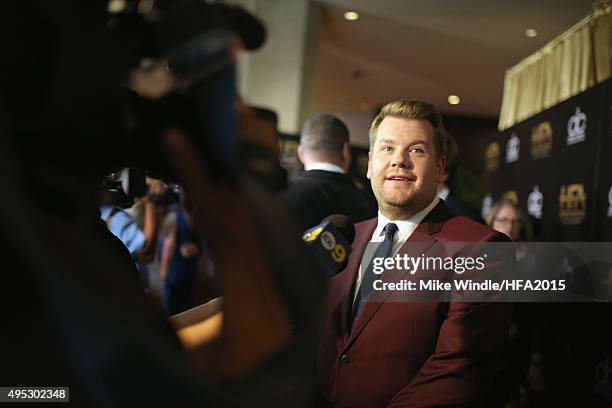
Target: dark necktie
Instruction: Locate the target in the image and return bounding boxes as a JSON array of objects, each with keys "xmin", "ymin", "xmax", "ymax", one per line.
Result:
[{"xmin": 351, "ymin": 222, "xmax": 398, "ymax": 326}]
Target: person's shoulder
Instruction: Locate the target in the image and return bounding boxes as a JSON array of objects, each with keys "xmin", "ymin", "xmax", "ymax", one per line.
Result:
[
  {"xmin": 289, "ymin": 171, "xmax": 327, "ymax": 187},
  {"xmin": 286, "ymin": 173, "xmax": 318, "ymax": 194},
  {"xmin": 444, "ymin": 195, "xmax": 485, "ymax": 223},
  {"xmin": 437, "ymin": 213, "xmax": 510, "ymax": 243},
  {"xmin": 287, "ymin": 171, "xmax": 352, "ymax": 195},
  {"xmin": 295, "ymin": 170, "xmax": 352, "ymax": 184}
]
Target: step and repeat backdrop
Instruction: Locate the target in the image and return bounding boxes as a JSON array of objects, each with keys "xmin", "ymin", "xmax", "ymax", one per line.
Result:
[
  {"xmin": 483, "ymin": 78, "xmax": 612, "ymax": 405},
  {"xmin": 482, "ymin": 78, "xmax": 611, "ymax": 242}
]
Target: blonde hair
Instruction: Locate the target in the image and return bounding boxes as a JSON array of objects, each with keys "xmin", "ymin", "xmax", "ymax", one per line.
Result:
[{"xmin": 369, "ymin": 99, "xmax": 446, "ymax": 159}]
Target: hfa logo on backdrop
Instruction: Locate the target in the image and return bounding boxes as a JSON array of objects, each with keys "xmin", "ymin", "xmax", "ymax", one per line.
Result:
[
  {"xmin": 567, "ymin": 106, "xmax": 587, "ymax": 145},
  {"xmin": 485, "ymin": 142, "xmax": 500, "ymax": 172},
  {"xmin": 502, "ymin": 191, "xmax": 519, "ymax": 205},
  {"xmin": 528, "ymin": 186, "xmax": 543, "ymax": 219},
  {"xmin": 481, "ymin": 193, "xmax": 493, "ymax": 220},
  {"xmin": 531, "ymin": 121, "xmax": 553, "ymax": 159},
  {"xmin": 608, "ymin": 186, "xmax": 612, "ymax": 218},
  {"xmin": 559, "ymin": 183, "xmax": 586, "ymax": 223},
  {"xmin": 506, "ymin": 133, "xmax": 520, "ymax": 163},
  {"xmin": 357, "ymin": 154, "xmax": 369, "ymax": 177}
]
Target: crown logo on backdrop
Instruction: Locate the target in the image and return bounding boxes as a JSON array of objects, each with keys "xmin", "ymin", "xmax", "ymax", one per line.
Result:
[
  {"xmin": 481, "ymin": 193, "xmax": 493, "ymax": 221},
  {"xmin": 528, "ymin": 185, "xmax": 543, "ymax": 219},
  {"xmin": 607, "ymin": 186, "xmax": 612, "ymax": 218},
  {"xmin": 567, "ymin": 106, "xmax": 587, "ymax": 145},
  {"xmin": 506, "ymin": 133, "xmax": 520, "ymax": 163}
]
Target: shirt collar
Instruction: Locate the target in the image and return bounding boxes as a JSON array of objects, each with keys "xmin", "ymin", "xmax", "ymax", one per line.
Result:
[
  {"xmin": 372, "ymin": 196, "xmax": 440, "ymax": 242},
  {"xmin": 304, "ymin": 162, "xmax": 345, "ymax": 174},
  {"xmin": 438, "ymin": 186, "xmax": 450, "ymax": 200}
]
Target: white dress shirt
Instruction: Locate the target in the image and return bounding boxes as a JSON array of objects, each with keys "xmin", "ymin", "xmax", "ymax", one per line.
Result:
[
  {"xmin": 438, "ymin": 186, "xmax": 450, "ymax": 200},
  {"xmin": 354, "ymin": 196, "xmax": 440, "ymax": 298},
  {"xmin": 304, "ymin": 162, "xmax": 345, "ymax": 174}
]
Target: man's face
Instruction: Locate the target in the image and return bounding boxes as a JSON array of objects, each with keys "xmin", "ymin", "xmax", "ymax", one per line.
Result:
[{"xmin": 367, "ymin": 117, "xmax": 445, "ymax": 219}]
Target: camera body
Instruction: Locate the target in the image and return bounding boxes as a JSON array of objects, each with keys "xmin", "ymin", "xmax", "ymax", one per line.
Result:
[
  {"xmin": 99, "ymin": 168, "xmax": 147, "ymax": 208},
  {"xmin": 99, "ymin": 167, "xmax": 183, "ymax": 208},
  {"xmin": 109, "ymin": 0, "xmax": 239, "ymax": 183}
]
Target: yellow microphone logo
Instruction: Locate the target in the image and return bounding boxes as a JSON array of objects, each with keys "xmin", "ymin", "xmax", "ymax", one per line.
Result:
[{"xmin": 303, "ymin": 227, "xmax": 323, "ymax": 242}]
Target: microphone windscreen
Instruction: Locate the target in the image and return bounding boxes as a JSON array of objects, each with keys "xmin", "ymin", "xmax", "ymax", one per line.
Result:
[{"xmin": 322, "ymin": 214, "xmax": 355, "ymax": 244}]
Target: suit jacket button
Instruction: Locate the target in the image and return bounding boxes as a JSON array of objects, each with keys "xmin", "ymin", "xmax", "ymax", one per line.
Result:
[{"xmin": 339, "ymin": 354, "xmax": 350, "ymax": 364}]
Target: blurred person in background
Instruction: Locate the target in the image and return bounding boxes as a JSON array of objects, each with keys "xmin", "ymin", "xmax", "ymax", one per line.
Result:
[
  {"xmin": 124, "ymin": 177, "xmax": 172, "ymax": 297},
  {"xmin": 486, "ymin": 200, "xmax": 534, "ymax": 407},
  {"xmin": 238, "ymin": 104, "xmax": 287, "ymax": 192},
  {"xmin": 286, "ymin": 113, "xmax": 375, "ymax": 231},
  {"xmin": 100, "ymin": 176, "xmax": 169, "ymax": 291},
  {"xmin": 437, "ymin": 133, "xmax": 484, "ymax": 223},
  {"xmin": 159, "ymin": 200, "xmax": 200, "ymax": 314},
  {"xmin": 487, "ymin": 200, "xmax": 597, "ymax": 407},
  {"xmin": 487, "ymin": 200, "xmax": 532, "ymax": 260}
]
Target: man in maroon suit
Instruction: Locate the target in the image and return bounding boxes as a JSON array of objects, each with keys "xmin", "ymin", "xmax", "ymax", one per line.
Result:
[{"xmin": 316, "ymin": 99, "xmax": 512, "ymax": 407}]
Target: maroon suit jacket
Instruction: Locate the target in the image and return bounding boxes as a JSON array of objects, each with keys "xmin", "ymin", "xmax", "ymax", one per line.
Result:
[{"xmin": 316, "ymin": 201, "xmax": 512, "ymax": 408}]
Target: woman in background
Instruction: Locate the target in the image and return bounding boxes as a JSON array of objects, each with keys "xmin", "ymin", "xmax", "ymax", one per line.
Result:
[
  {"xmin": 486, "ymin": 200, "xmax": 535, "ymax": 407},
  {"xmin": 487, "ymin": 200, "xmax": 533, "ymax": 259}
]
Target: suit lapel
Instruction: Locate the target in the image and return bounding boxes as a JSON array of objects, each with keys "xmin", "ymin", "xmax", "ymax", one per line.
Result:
[
  {"xmin": 338, "ymin": 218, "xmax": 377, "ymax": 340},
  {"xmin": 343, "ymin": 201, "xmax": 449, "ymax": 351}
]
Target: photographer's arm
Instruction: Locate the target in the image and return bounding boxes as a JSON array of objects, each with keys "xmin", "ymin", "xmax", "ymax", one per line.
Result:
[
  {"xmin": 158, "ymin": 214, "xmax": 177, "ymax": 284},
  {"xmin": 163, "ymin": 128, "xmax": 290, "ymax": 380},
  {"xmin": 139, "ymin": 198, "xmax": 159, "ymax": 263},
  {"xmin": 139, "ymin": 178, "xmax": 167, "ymax": 262}
]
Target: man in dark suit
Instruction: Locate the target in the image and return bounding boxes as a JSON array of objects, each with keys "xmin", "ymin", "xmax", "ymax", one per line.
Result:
[
  {"xmin": 437, "ymin": 132, "xmax": 485, "ymax": 223},
  {"xmin": 286, "ymin": 114, "xmax": 375, "ymax": 232},
  {"xmin": 316, "ymin": 100, "xmax": 512, "ymax": 407}
]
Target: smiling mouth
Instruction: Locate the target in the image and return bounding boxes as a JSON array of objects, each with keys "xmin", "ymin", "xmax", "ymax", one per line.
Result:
[{"xmin": 385, "ymin": 175, "xmax": 416, "ymax": 182}]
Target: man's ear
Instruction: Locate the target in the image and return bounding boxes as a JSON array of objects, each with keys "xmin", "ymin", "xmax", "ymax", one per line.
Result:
[
  {"xmin": 366, "ymin": 151, "xmax": 372, "ymax": 179},
  {"xmin": 436, "ymin": 157, "xmax": 446, "ymax": 184},
  {"xmin": 441, "ymin": 168, "xmax": 449, "ymax": 184},
  {"xmin": 297, "ymin": 144, "xmax": 305, "ymax": 165},
  {"xmin": 342, "ymin": 141, "xmax": 351, "ymax": 171}
]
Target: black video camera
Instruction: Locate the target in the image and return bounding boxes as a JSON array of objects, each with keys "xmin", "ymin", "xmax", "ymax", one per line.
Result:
[
  {"xmin": 107, "ymin": 0, "xmax": 264, "ymax": 184},
  {"xmin": 99, "ymin": 168, "xmax": 183, "ymax": 208},
  {"xmin": 99, "ymin": 168, "xmax": 148, "ymax": 208}
]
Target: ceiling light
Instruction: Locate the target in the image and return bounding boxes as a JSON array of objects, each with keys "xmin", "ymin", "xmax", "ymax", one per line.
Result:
[
  {"xmin": 344, "ymin": 11, "xmax": 359, "ymax": 21},
  {"xmin": 137, "ymin": 0, "xmax": 155, "ymax": 14},
  {"xmin": 448, "ymin": 95, "xmax": 461, "ymax": 105},
  {"xmin": 525, "ymin": 28, "xmax": 538, "ymax": 38},
  {"xmin": 107, "ymin": 0, "xmax": 126, "ymax": 14}
]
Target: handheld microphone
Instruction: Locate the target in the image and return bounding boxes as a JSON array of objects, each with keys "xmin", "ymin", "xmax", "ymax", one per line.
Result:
[{"xmin": 302, "ymin": 215, "xmax": 355, "ymax": 277}]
